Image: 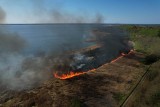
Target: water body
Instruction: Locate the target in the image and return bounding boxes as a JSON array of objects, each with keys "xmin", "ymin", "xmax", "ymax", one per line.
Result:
[
  {"xmin": 0, "ymin": 24, "xmax": 107, "ymax": 55},
  {"xmin": 0, "ymin": 24, "xmax": 131, "ymax": 57}
]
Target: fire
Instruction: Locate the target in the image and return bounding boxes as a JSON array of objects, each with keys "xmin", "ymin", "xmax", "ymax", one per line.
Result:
[
  {"xmin": 54, "ymin": 50, "xmax": 134, "ymax": 80},
  {"xmin": 54, "ymin": 69, "xmax": 96, "ymax": 80},
  {"xmin": 111, "ymin": 55, "xmax": 124, "ymax": 63}
]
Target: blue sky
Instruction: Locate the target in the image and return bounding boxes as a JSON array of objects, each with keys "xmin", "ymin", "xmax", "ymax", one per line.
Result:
[{"xmin": 0, "ymin": 0, "xmax": 160, "ymax": 24}]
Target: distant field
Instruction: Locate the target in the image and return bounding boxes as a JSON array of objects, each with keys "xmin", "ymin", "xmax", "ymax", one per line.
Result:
[{"xmin": 122, "ymin": 25, "xmax": 160, "ymax": 107}]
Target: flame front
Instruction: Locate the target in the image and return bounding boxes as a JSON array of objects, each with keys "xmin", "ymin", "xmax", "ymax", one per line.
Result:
[
  {"xmin": 54, "ymin": 69, "xmax": 96, "ymax": 80},
  {"xmin": 54, "ymin": 50, "xmax": 134, "ymax": 80}
]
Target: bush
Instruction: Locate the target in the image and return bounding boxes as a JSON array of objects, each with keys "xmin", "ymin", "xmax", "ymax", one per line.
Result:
[
  {"xmin": 142, "ymin": 54, "xmax": 159, "ymax": 65},
  {"xmin": 143, "ymin": 54, "xmax": 159, "ymax": 65}
]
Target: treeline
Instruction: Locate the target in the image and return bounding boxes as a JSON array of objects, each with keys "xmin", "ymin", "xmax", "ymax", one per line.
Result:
[{"xmin": 123, "ymin": 25, "xmax": 160, "ymax": 37}]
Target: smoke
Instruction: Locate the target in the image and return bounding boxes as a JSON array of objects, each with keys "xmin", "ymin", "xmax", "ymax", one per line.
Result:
[
  {"xmin": 0, "ymin": 6, "xmax": 52, "ymax": 90},
  {"xmin": 91, "ymin": 26, "xmax": 132, "ymax": 52},
  {"xmin": 88, "ymin": 26, "xmax": 133, "ymax": 65},
  {"xmin": 0, "ymin": 29, "xmax": 51, "ymax": 90},
  {"xmin": 0, "ymin": 53, "xmax": 51, "ymax": 90},
  {"xmin": 0, "ymin": 30, "xmax": 26, "ymax": 53},
  {"xmin": 50, "ymin": 10, "xmax": 104, "ymax": 23},
  {"xmin": 32, "ymin": 0, "xmax": 105, "ymax": 23},
  {"xmin": 53, "ymin": 26, "xmax": 133, "ymax": 76},
  {"xmin": 0, "ymin": 7, "xmax": 6, "ymax": 23}
]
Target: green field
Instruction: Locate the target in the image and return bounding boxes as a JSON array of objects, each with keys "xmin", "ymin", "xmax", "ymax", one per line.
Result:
[{"xmin": 122, "ymin": 25, "xmax": 160, "ymax": 107}]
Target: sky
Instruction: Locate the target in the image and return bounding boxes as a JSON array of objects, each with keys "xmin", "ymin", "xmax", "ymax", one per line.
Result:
[{"xmin": 0, "ymin": 0, "xmax": 160, "ymax": 24}]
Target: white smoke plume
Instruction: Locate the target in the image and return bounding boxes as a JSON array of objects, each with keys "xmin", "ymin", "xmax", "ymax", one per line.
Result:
[
  {"xmin": 0, "ymin": 7, "xmax": 6, "ymax": 23},
  {"xmin": 31, "ymin": 0, "xmax": 105, "ymax": 23},
  {"xmin": 0, "ymin": 29, "xmax": 51, "ymax": 90}
]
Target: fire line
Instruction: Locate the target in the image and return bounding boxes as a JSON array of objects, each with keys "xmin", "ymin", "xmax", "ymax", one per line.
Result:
[{"xmin": 54, "ymin": 50, "xmax": 134, "ymax": 80}]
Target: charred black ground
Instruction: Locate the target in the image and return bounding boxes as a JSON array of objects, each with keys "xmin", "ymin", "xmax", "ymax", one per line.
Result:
[{"xmin": 53, "ymin": 26, "xmax": 133, "ymax": 76}]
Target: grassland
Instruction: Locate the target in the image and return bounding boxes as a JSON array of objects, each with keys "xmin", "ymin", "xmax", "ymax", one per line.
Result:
[
  {"xmin": 123, "ymin": 25, "xmax": 160, "ymax": 55},
  {"xmin": 0, "ymin": 25, "xmax": 159, "ymax": 107},
  {"xmin": 122, "ymin": 25, "xmax": 160, "ymax": 107}
]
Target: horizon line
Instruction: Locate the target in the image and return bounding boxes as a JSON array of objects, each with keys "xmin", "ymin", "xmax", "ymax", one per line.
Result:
[{"xmin": 0, "ymin": 23, "xmax": 160, "ymax": 25}]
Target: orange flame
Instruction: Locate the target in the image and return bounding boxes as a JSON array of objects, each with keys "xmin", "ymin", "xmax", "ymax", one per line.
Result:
[
  {"xmin": 54, "ymin": 50, "xmax": 134, "ymax": 80},
  {"xmin": 54, "ymin": 69, "xmax": 96, "ymax": 80}
]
